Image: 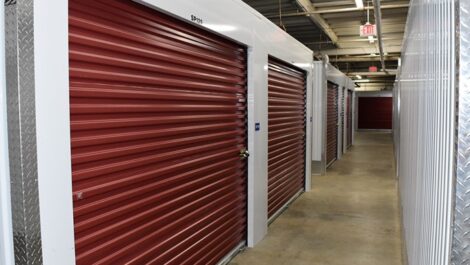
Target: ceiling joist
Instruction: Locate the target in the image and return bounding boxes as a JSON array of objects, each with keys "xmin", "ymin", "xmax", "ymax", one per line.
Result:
[
  {"xmin": 295, "ymin": 0, "xmax": 339, "ymax": 44},
  {"xmin": 266, "ymin": 3, "xmax": 409, "ymax": 18}
]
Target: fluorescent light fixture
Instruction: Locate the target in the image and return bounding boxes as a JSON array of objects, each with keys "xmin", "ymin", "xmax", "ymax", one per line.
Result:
[
  {"xmin": 205, "ymin": 24, "xmax": 237, "ymax": 32},
  {"xmin": 368, "ymin": 36, "xmax": 375, "ymax": 43},
  {"xmin": 355, "ymin": 0, "xmax": 364, "ymax": 9},
  {"xmin": 293, "ymin": 63, "xmax": 312, "ymax": 68},
  {"xmin": 356, "ymin": 75, "xmax": 362, "ymax": 79},
  {"xmin": 355, "ymin": 79, "xmax": 370, "ymax": 83}
]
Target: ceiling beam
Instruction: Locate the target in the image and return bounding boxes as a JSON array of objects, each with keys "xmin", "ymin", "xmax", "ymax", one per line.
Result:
[
  {"xmin": 347, "ymin": 70, "xmax": 398, "ymax": 76},
  {"xmin": 267, "ymin": 3, "xmax": 409, "ymax": 17},
  {"xmin": 295, "ymin": 0, "xmax": 339, "ymax": 44},
  {"xmin": 319, "ymin": 45, "xmax": 402, "ymax": 55},
  {"xmin": 305, "ymin": 34, "xmax": 404, "ymax": 45},
  {"xmin": 355, "ymin": 80, "xmax": 396, "ymax": 83},
  {"xmin": 329, "ymin": 56, "xmax": 400, "ymax": 62},
  {"xmin": 356, "ymin": 83, "xmax": 394, "ymax": 86}
]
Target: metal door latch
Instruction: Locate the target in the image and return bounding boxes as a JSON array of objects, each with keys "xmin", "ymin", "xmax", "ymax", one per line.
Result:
[{"xmin": 239, "ymin": 148, "xmax": 250, "ymax": 159}]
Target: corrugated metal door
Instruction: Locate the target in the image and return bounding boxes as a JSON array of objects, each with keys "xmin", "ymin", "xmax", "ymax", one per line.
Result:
[
  {"xmin": 341, "ymin": 87, "xmax": 345, "ymax": 153},
  {"xmin": 327, "ymin": 82, "xmax": 338, "ymax": 167},
  {"xmin": 358, "ymin": 97, "xmax": 393, "ymax": 129},
  {"xmin": 347, "ymin": 90, "xmax": 352, "ymax": 148},
  {"xmin": 267, "ymin": 57, "xmax": 306, "ymax": 220},
  {"xmin": 69, "ymin": 1, "xmax": 248, "ymax": 264}
]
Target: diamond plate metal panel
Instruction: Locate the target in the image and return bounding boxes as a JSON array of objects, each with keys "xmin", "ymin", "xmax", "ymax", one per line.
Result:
[
  {"xmin": 5, "ymin": 0, "xmax": 42, "ymax": 264},
  {"xmin": 452, "ymin": 0, "xmax": 470, "ymax": 264}
]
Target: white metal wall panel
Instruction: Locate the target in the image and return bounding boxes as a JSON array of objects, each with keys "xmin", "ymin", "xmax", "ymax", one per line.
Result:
[
  {"xmin": 395, "ymin": 0, "xmax": 456, "ymax": 264},
  {"xmin": 311, "ymin": 61, "xmax": 325, "ymax": 162},
  {"xmin": 311, "ymin": 61, "xmax": 326, "ymax": 175},
  {"xmin": 393, "ymin": 74, "xmax": 400, "ymax": 177},
  {"xmin": 326, "ymin": 63, "xmax": 347, "ymax": 89}
]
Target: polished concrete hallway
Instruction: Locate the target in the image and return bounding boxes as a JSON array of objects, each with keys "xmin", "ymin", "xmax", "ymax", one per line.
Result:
[{"xmin": 230, "ymin": 132, "xmax": 402, "ymax": 265}]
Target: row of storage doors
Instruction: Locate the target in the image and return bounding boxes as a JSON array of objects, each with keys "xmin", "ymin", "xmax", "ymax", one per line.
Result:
[
  {"xmin": 326, "ymin": 83, "xmax": 354, "ymax": 168},
  {"xmin": 69, "ymin": 1, "xmax": 306, "ymax": 264}
]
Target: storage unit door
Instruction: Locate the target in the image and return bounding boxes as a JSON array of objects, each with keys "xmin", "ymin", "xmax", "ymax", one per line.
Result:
[
  {"xmin": 326, "ymin": 83, "xmax": 338, "ymax": 166},
  {"xmin": 341, "ymin": 88, "xmax": 345, "ymax": 153},
  {"xmin": 347, "ymin": 90, "xmax": 353, "ymax": 148},
  {"xmin": 358, "ymin": 97, "xmax": 393, "ymax": 129},
  {"xmin": 267, "ymin": 58, "xmax": 306, "ymax": 219},
  {"xmin": 69, "ymin": 1, "xmax": 248, "ymax": 264}
]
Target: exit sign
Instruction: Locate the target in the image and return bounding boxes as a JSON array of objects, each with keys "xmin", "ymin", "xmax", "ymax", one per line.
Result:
[{"xmin": 360, "ymin": 23, "xmax": 377, "ymax": 37}]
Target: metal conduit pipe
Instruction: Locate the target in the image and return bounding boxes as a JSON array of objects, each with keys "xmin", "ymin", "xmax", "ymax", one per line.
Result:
[{"xmin": 373, "ymin": 0, "xmax": 386, "ymax": 71}]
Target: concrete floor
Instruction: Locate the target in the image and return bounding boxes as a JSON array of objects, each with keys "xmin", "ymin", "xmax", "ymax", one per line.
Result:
[{"xmin": 230, "ymin": 132, "xmax": 403, "ymax": 265}]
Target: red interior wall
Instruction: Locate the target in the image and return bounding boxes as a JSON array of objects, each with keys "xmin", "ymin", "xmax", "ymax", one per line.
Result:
[{"xmin": 358, "ymin": 97, "xmax": 393, "ymax": 129}]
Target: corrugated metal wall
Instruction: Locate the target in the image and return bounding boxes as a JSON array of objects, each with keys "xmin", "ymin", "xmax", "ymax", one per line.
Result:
[{"xmin": 395, "ymin": 0, "xmax": 456, "ymax": 264}]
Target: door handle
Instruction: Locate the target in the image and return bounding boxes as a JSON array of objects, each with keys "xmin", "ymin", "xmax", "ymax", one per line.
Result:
[{"xmin": 239, "ymin": 148, "xmax": 250, "ymax": 160}]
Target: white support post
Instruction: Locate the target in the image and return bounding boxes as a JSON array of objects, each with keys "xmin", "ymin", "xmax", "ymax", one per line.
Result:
[{"xmin": 35, "ymin": 0, "xmax": 76, "ymax": 264}]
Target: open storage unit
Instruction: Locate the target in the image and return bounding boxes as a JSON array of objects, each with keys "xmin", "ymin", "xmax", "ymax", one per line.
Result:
[{"xmin": 0, "ymin": 0, "xmax": 314, "ymax": 264}]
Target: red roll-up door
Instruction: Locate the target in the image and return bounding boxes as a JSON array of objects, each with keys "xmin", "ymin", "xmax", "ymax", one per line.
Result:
[
  {"xmin": 69, "ymin": 1, "xmax": 247, "ymax": 264},
  {"xmin": 267, "ymin": 57, "xmax": 306, "ymax": 220},
  {"xmin": 327, "ymin": 82, "xmax": 338, "ymax": 167},
  {"xmin": 358, "ymin": 97, "xmax": 393, "ymax": 129},
  {"xmin": 340, "ymin": 87, "xmax": 345, "ymax": 153},
  {"xmin": 347, "ymin": 90, "xmax": 353, "ymax": 148}
]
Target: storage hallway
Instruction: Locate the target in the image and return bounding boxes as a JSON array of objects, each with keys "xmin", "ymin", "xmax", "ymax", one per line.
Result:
[
  {"xmin": 230, "ymin": 132, "xmax": 402, "ymax": 265},
  {"xmin": 0, "ymin": 1, "xmax": 467, "ymax": 265}
]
